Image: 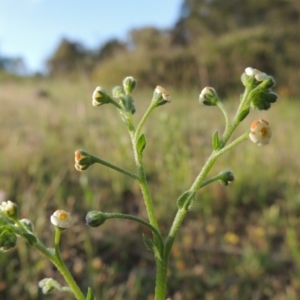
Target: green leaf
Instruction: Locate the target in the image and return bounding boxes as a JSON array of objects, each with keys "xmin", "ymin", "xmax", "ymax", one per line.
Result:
[
  {"xmin": 142, "ymin": 234, "xmax": 162, "ymax": 261},
  {"xmin": 86, "ymin": 287, "xmax": 94, "ymax": 300},
  {"xmin": 143, "ymin": 234, "xmax": 155, "ymax": 251},
  {"xmin": 177, "ymin": 190, "xmax": 196, "ymax": 210},
  {"xmin": 22, "ymin": 232, "xmax": 37, "ymax": 245},
  {"xmin": 237, "ymin": 107, "xmax": 250, "ymax": 123},
  {"xmin": 137, "ymin": 134, "xmax": 146, "ymax": 155},
  {"xmin": 212, "ymin": 131, "xmax": 220, "ymax": 150}
]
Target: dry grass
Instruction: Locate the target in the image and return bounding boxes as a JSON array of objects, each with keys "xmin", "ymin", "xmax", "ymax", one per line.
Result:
[{"xmin": 0, "ymin": 77, "xmax": 300, "ymax": 299}]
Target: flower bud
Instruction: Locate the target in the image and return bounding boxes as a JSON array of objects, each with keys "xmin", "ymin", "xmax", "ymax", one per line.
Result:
[
  {"xmin": 74, "ymin": 149, "xmax": 95, "ymax": 171},
  {"xmin": 123, "ymin": 76, "xmax": 137, "ymax": 94},
  {"xmin": 259, "ymin": 76, "xmax": 276, "ymax": 89},
  {"xmin": 218, "ymin": 170, "xmax": 235, "ymax": 186},
  {"xmin": 86, "ymin": 211, "xmax": 107, "ymax": 227},
  {"xmin": 250, "ymin": 90, "xmax": 278, "ymax": 110},
  {"xmin": 112, "ymin": 86, "xmax": 126, "ymax": 98},
  {"xmin": 0, "ymin": 229, "xmax": 17, "ymax": 252},
  {"xmin": 249, "ymin": 119, "xmax": 272, "ymax": 146},
  {"xmin": 0, "ymin": 215, "xmax": 10, "ymax": 226},
  {"xmin": 152, "ymin": 86, "xmax": 171, "ymax": 107},
  {"xmin": 199, "ymin": 87, "xmax": 220, "ymax": 106},
  {"xmin": 20, "ymin": 218, "xmax": 34, "ymax": 232},
  {"xmin": 112, "ymin": 86, "xmax": 135, "ymax": 114},
  {"xmin": 92, "ymin": 86, "xmax": 114, "ymax": 107},
  {"xmin": 38, "ymin": 278, "xmax": 63, "ymax": 294},
  {"xmin": 0, "ymin": 200, "xmax": 19, "ymax": 221},
  {"xmin": 50, "ymin": 210, "xmax": 72, "ymax": 229},
  {"xmin": 242, "ymin": 67, "xmax": 267, "ymax": 89}
]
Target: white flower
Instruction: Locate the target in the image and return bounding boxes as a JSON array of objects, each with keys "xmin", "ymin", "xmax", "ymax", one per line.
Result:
[
  {"xmin": 249, "ymin": 119, "xmax": 272, "ymax": 146},
  {"xmin": 50, "ymin": 210, "xmax": 73, "ymax": 229},
  {"xmin": 244, "ymin": 67, "xmax": 267, "ymax": 81}
]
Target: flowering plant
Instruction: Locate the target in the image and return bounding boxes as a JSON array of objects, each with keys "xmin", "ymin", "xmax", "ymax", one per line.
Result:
[{"xmin": 0, "ymin": 67, "xmax": 277, "ymax": 299}]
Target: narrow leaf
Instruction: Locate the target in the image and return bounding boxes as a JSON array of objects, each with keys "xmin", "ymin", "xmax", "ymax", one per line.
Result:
[
  {"xmin": 86, "ymin": 287, "xmax": 94, "ymax": 300},
  {"xmin": 212, "ymin": 130, "xmax": 220, "ymax": 150},
  {"xmin": 237, "ymin": 107, "xmax": 250, "ymax": 122},
  {"xmin": 177, "ymin": 190, "xmax": 196, "ymax": 210},
  {"xmin": 143, "ymin": 234, "xmax": 155, "ymax": 252},
  {"xmin": 137, "ymin": 133, "xmax": 146, "ymax": 155}
]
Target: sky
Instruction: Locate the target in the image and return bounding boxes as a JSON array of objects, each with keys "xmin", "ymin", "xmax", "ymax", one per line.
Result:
[{"xmin": 0, "ymin": 0, "xmax": 182, "ymax": 73}]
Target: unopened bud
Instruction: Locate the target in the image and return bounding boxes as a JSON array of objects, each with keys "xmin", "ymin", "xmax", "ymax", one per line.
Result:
[
  {"xmin": 123, "ymin": 76, "xmax": 137, "ymax": 94},
  {"xmin": 0, "ymin": 229, "xmax": 17, "ymax": 252},
  {"xmin": 0, "ymin": 200, "xmax": 18, "ymax": 221},
  {"xmin": 74, "ymin": 150, "xmax": 95, "ymax": 171},
  {"xmin": 112, "ymin": 86, "xmax": 125, "ymax": 98},
  {"xmin": 20, "ymin": 218, "xmax": 34, "ymax": 232},
  {"xmin": 38, "ymin": 278, "xmax": 64, "ymax": 295},
  {"xmin": 152, "ymin": 86, "xmax": 171, "ymax": 107},
  {"xmin": 86, "ymin": 211, "xmax": 107, "ymax": 227},
  {"xmin": 199, "ymin": 87, "xmax": 219, "ymax": 106},
  {"xmin": 218, "ymin": 170, "xmax": 235, "ymax": 186},
  {"xmin": 242, "ymin": 67, "xmax": 266, "ymax": 89},
  {"xmin": 92, "ymin": 86, "xmax": 114, "ymax": 107},
  {"xmin": 250, "ymin": 89, "xmax": 278, "ymax": 110}
]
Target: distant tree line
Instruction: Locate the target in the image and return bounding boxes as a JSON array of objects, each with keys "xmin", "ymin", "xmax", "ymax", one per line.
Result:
[
  {"xmin": 4, "ymin": 0, "xmax": 300, "ymax": 96},
  {"xmin": 0, "ymin": 56, "xmax": 26, "ymax": 75}
]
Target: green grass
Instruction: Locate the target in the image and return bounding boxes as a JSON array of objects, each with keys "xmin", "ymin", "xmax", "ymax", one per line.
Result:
[{"xmin": 0, "ymin": 77, "xmax": 299, "ymax": 299}]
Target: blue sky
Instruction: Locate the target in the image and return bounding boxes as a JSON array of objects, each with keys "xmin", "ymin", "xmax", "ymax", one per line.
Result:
[{"xmin": 0, "ymin": 0, "xmax": 182, "ymax": 73}]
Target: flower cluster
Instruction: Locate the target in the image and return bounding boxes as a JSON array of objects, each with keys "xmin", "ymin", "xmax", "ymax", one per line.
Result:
[
  {"xmin": 245, "ymin": 67, "xmax": 267, "ymax": 81},
  {"xmin": 242, "ymin": 67, "xmax": 278, "ymax": 110}
]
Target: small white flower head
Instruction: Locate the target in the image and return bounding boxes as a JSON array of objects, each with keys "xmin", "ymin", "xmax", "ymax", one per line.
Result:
[
  {"xmin": 0, "ymin": 200, "xmax": 18, "ymax": 220},
  {"xmin": 50, "ymin": 210, "xmax": 73, "ymax": 229},
  {"xmin": 199, "ymin": 86, "xmax": 219, "ymax": 106},
  {"xmin": 249, "ymin": 119, "xmax": 272, "ymax": 146},
  {"xmin": 244, "ymin": 67, "xmax": 267, "ymax": 81}
]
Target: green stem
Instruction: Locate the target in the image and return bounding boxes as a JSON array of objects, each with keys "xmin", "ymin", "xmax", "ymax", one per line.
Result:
[
  {"xmin": 135, "ymin": 103, "xmax": 155, "ymax": 140},
  {"xmin": 92, "ymin": 155, "xmax": 139, "ymax": 180},
  {"xmin": 161, "ymin": 132, "xmax": 249, "ymax": 299},
  {"xmin": 154, "ymin": 259, "xmax": 169, "ymax": 300},
  {"xmin": 53, "ymin": 228, "xmax": 86, "ymax": 300},
  {"xmin": 16, "ymin": 222, "xmax": 86, "ymax": 300},
  {"xmin": 221, "ymin": 88, "xmax": 251, "ymax": 146},
  {"xmin": 130, "ymin": 131, "xmax": 160, "ymax": 232},
  {"xmin": 216, "ymin": 100, "xmax": 230, "ymax": 134}
]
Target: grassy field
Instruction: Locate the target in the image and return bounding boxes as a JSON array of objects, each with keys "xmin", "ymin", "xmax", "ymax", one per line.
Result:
[{"xmin": 0, "ymin": 77, "xmax": 300, "ymax": 300}]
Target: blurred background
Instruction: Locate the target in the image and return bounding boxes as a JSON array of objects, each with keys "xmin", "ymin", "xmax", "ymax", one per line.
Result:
[{"xmin": 1, "ymin": 0, "xmax": 300, "ymax": 299}]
